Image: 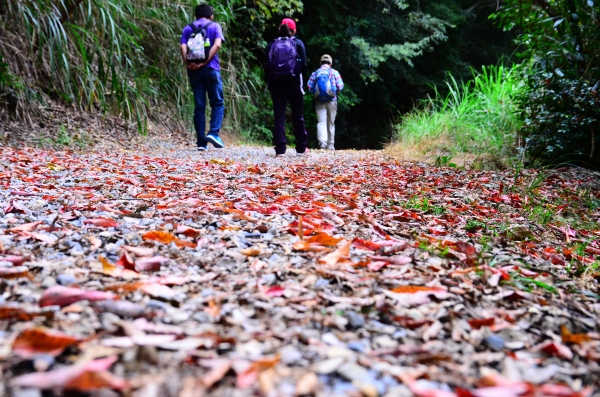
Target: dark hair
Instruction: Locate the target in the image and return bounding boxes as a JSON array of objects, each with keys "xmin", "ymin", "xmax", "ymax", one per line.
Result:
[
  {"xmin": 195, "ymin": 4, "xmax": 214, "ymax": 19},
  {"xmin": 321, "ymin": 60, "xmax": 331, "ymax": 65},
  {"xmin": 277, "ymin": 24, "xmax": 293, "ymax": 37}
]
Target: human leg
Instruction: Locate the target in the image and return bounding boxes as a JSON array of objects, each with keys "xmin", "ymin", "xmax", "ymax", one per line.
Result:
[
  {"xmin": 204, "ymin": 68, "xmax": 225, "ymax": 148},
  {"xmin": 288, "ymin": 81, "xmax": 308, "ymax": 154},
  {"xmin": 326, "ymin": 101, "xmax": 338, "ymax": 150},
  {"xmin": 315, "ymin": 102, "xmax": 328, "ymax": 149},
  {"xmin": 191, "ymin": 81, "xmax": 208, "ymax": 148},
  {"xmin": 270, "ymin": 84, "xmax": 288, "ymax": 155}
]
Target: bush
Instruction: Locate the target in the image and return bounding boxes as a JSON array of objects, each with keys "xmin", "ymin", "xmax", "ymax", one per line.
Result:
[
  {"xmin": 492, "ymin": 0, "xmax": 600, "ymax": 167},
  {"xmin": 390, "ymin": 64, "xmax": 524, "ymax": 165},
  {"xmin": 519, "ymin": 64, "xmax": 600, "ymax": 166}
]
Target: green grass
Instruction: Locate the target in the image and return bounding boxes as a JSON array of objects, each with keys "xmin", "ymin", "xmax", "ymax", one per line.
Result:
[
  {"xmin": 404, "ymin": 196, "xmax": 445, "ymax": 214},
  {"xmin": 0, "ymin": 0, "xmax": 286, "ymax": 140},
  {"xmin": 389, "ymin": 64, "xmax": 525, "ymax": 166}
]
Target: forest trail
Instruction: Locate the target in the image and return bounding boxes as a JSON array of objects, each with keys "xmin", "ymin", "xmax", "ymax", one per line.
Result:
[{"xmin": 1, "ymin": 144, "xmax": 599, "ymax": 396}]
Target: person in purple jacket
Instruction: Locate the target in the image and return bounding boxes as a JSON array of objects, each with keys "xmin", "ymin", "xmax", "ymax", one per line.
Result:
[{"xmin": 180, "ymin": 3, "xmax": 226, "ymax": 151}]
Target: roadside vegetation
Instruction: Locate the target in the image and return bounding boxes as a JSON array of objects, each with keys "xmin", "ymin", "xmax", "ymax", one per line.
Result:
[
  {"xmin": 389, "ymin": 0, "xmax": 599, "ymax": 168},
  {"xmin": 388, "ymin": 65, "xmax": 524, "ymax": 168}
]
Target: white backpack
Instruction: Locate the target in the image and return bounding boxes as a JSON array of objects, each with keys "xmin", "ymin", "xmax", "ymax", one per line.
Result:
[{"xmin": 186, "ymin": 22, "xmax": 213, "ymax": 61}]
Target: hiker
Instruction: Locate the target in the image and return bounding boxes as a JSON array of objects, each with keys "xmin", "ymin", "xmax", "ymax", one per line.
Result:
[
  {"xmin": 265, "ymin": 18, "xmax": 309, "ymax": 157},
  {"xmin": 307, "ymin": 54, "xmax": 344, "ymax": 150},
  {"xmin": 180, "ymin": 3, "xmax": 225, "ymax": 151}
]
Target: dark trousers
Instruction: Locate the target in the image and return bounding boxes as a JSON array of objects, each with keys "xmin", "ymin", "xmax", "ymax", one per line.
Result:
[
  {"xmin": 269, "ymin": 79, "xmax": 308, "ymax": 155},
  {"xmin": 188, "ymin": 67, "xmax": 225, "ymax": 148}
]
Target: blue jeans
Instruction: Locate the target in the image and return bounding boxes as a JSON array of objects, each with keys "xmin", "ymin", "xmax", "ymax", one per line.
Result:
[{"xmin": 188, "ymin": 67, "xmax": 225, "ymax": 147}]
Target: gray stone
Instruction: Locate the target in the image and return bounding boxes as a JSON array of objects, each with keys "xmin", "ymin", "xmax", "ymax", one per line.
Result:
[
  {"xmin": 484, "ymin": 334, "xmax": 505, "ymax": 351},
  {"xmin": 345, "ymin": 311, "xmax": 365, "ymax": 329},
  {"xmin": 56, "ymin": 273, "xmax": 77, "ymax": 286},
  {"xmin": 41, "ymin": 276, "xmax": 57, "ymax": 288}
]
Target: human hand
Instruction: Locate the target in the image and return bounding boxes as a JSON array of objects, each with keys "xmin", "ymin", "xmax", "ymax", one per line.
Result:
[{"xmin": 186, "ymin": 62, "xmax": 204, "ymax": 70}]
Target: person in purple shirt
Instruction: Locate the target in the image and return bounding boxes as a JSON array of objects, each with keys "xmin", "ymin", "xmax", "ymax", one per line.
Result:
[{"xmin": 180, "ymin": 3, "xmax": 226, "ymax": 151}]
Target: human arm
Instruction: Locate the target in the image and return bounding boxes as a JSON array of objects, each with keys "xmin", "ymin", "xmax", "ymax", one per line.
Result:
[
  {"xmin": 307, "ymin": 72, "xmax": 316, "ymax": 93},
  {"xmin": 264, "ymin": 41, "xmax": 272, "ymax": 80},
  {"xmin": 180, "ymin": 25, "xmax": 199, "ymax": 70},
  {"xmin": 294, "ymin": 39, "xmax": 308, "ymax": 77},
  {"xmin": 333, "ymin": 70, "xmax": 344, "ymax": 91},
  {"xmin": 192, "ymin": 38, "xmax": 222, "ymax": 69}
]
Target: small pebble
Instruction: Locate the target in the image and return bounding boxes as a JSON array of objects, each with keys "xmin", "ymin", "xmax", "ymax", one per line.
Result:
[
  {"xmin": 56, "ymin": 273, "xmax": 77, "ymax": 286},
  {"xmin": 484, "ymin": 334, "xmax": 505, "ymax": 351},
  {"xmin": 345, "ymin": 311, "xmax": 365, "ymax": 329},
  {"xmin": 41, "ymin": 276, "xmax": 57, "ymax": 288}
]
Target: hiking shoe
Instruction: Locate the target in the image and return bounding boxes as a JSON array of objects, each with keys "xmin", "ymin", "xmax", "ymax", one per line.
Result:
[
  {"xmin": 296, "ymin": 148, "xmax": 310, "ymax": 156},
  {"xmin": 207, "ymin": 134, "xmax": 225, "ymax": 148},
  {"xmin": 197, "ymin": 146, "xmax": 208, "ymax": 152}
]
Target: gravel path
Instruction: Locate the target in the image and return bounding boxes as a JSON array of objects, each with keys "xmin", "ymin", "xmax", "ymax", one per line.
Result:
[{"xmin": 1, "ymin": 143, "xmax": 599, "ymax": 397}]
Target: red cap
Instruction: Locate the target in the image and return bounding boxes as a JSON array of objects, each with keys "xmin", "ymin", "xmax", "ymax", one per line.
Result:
[{"xmin": 281, "ymin": 18, "xmax": 296, "ymax": 31}]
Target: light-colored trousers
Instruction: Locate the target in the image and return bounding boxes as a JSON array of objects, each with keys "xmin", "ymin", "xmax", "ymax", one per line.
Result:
[{"xmin": 316, "ymin": 100, "xmax": 337, "ymax": 149}]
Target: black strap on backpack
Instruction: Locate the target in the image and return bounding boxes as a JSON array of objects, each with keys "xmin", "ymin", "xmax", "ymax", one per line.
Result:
[{"xmin": 188, "ymin": 21, "xmax": 214, "ymax": 36}]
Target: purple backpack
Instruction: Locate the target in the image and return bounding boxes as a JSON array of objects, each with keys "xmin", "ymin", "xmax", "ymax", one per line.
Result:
[{"xmin": 268, "ymin": 37, "xmax": 297, "ymax": 79}]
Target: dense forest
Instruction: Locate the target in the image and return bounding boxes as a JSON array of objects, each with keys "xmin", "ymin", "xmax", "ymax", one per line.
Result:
[{"xmin": 0, "ymin": 0, "xmax": 598, "ymax": 166}]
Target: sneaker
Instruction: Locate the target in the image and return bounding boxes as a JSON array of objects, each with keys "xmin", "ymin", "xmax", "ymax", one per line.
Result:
[
  {"xmin": 327, "ymin": 145, "xmax": 335, "ymax": 150},
  {"xmin": 197, "ymin": 146, "xmax": 208, "ymax": 152},
  {"xmin": 319, "ymin": 141, "xmax": 327, "ymax": 149},
  {"xmin": 275, "ymin": 153, "xmax": 285, "ymax": 157},
  {"xmin": 296, "ymin": 148, "xmax": 310, "ymax": 156},
  {"xmin": 207, "ymin": 134, "xmax": 225, "ymax": 148}
]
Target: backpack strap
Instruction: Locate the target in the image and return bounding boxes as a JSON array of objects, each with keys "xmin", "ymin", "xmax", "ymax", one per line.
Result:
[{"xmin": 189, "ymin": 21, "xmax": 214, "ymax": 35}]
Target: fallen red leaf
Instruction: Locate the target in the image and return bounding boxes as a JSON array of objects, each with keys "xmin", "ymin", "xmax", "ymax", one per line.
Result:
[
  {"xmin": 12, "ymin": 328, "xmax": 81, "ymax": 358},
  {"xmin": 318, "ymin": 240, "xmax": 352, "ymax": 266},
  {"xmin": 561, "ymin": 325, "xmax": 592, "ymax": 344},
  {"xmin": 468, "ymin": 318, "xmax": 495, "ymax": 330},
  {"xmin": 39, "ymin": 286, "xmax": 117, "ymax": 307},
  {"xmin": 83, "ymin": 218, "xmax": 118, "ymax": 228},
  {"xmin": 135, "ymin": 256, "xmax": 169, "ymax": 272},
  {"xmin": 265, "ymin": 286, "xmax": 285, "ymax": 297},
  {"xmin": 10, "ymin": 355, "xmax": 128, "ymax": 391},
  {"xmin": 0, "ymin": 266, "xmax": 29, "ymax": 279}
]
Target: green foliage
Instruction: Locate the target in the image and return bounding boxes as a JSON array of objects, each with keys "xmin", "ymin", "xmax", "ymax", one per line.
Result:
[
  {"xmin": 392, "ymin": 65, "xmax": 525, "ymax": 160},
  {"xmin": 492, "ymin": 0, "xmax": 600, "ymax": 166},
  {"xmin": 0, "ymin": 50, "xmax": 22, "ymax": 109},
  {"xmin": 404, "ymin": 196, "xmax": 445, "ymax": 214},
  {"xmin": 0, "ymin": 0, "xmax": 302, "ymax": 138},
  {"xmin": 299, "ymin": 0, "xmax": 515, "ymax": 149}
]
